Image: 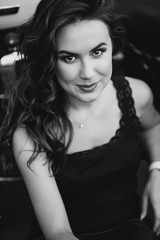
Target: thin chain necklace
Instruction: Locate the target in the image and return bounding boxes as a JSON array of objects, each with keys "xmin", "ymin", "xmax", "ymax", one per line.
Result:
[{"xmin": 69, "ymin": 100, "xmax": 100, "ymax": 129}]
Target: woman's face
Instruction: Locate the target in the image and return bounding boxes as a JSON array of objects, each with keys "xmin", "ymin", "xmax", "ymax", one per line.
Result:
[{"xmin": 56, "ymin": 19, "xmax": 113, "ymax": 105}]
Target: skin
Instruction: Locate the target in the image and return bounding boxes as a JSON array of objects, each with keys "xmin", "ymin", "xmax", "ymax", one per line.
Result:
[
  {"xmin": 127, "ymin": 76, "xmax": 160, "ymax": 235},
  {"xmin": 56, "ymin": 20, "xmax": 119, "ymax": 153},
  {"xmin": 56, "ymin": 20, "xmax": 113, "ymax": 108},
  {"xmin": 12, "ymin": 19, "xmax": 160, "ymax": 240}
]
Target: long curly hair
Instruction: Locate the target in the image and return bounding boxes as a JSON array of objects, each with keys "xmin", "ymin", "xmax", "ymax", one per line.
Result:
[{"xmin": 0, "ymin": 0, "xmax": 125, "ymax": 174}]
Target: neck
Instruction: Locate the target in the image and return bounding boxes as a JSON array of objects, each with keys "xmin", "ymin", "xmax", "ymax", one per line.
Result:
[
  {"xmin": 68, "ymin": 95, "xmax": 99, "ymax": 112},
  {"xmin": 68, "ymin": 80, "xmax": 113, "ymax": 128},
  {"xmin": 68, "ymin": 79, "xmax": 112, "ymax": 113}
]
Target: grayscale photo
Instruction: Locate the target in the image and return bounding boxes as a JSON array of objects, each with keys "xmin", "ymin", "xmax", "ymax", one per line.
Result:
[{"xmin": 0, "ymin": 1, "xmax": 160, "ymax": 239}]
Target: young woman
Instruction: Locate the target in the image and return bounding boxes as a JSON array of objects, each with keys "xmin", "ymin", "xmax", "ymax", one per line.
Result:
[{"xmin": 1, "ymin": 0, "xmax": 160, "ymax": 239}]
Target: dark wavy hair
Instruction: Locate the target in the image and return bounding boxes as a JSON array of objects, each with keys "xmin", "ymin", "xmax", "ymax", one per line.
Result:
[{"xmin": 0, "ymin": 0, "xmax": 125, "ymax": 174}]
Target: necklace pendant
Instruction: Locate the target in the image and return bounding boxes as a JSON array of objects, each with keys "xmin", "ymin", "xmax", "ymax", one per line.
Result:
[{"xmin": 79, "ymin": 123, "xmax": 84, "ymax": 128}]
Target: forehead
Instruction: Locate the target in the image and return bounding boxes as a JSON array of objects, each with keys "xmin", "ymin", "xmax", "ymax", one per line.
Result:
[{"xmin": 56, "ymin": 20, "xmax": 111, "ymax": 52}]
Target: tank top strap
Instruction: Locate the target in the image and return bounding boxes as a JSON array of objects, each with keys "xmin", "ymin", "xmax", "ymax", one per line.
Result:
[{"xmin": 112, "ymin": 76, "xmax": 140, "ymax": 130}]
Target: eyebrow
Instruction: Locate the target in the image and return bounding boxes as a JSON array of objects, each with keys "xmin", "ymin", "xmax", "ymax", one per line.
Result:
[{"xmin": 57, "ymin": 42, "xmax": 107, "ymax": 55}]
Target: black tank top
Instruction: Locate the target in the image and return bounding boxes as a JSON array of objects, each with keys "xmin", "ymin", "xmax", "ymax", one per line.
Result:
[{"xmin": 55, "ymin": 77, "xmax": 142, "ymax": 235}]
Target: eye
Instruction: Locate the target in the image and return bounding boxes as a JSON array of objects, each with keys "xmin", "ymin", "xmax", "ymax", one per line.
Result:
[
  {"xmin": 92, "ymin": 48, "xmax": 106, "ymax": 57},
  {"xmin": 59, "ymin": 55, "xmax": 77, "ymax": 63}
]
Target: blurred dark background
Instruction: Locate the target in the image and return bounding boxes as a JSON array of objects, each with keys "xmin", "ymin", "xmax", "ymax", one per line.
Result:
[
  {"xmin": 115, "ymin": 0, "xmax": 160, "ymax": 111},
  {"xmin": 0, "ymin": 0, "xmax": 160, "ymax": 239}
]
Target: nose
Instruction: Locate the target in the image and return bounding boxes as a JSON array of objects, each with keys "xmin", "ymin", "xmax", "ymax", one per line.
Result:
[{"xmin": 79, "ymin": 59, "xmax": 94, "ymax": 80}]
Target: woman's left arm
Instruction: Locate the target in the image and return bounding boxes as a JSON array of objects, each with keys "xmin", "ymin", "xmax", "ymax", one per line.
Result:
[
  {"xmin": 127, "ymin": 77, "xmax": 160, "ymax": 235},
  {"xmin": 140, "ymin": 105, "xmax": 160, "ymax": 236}
]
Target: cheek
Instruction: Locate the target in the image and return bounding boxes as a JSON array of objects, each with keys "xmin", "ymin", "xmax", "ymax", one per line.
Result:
[
  {"xmin": 97, "ymin": 55, "xmax": 112, "ymax": 76},
  {"xmin": 56, "ymin": 63, "xmax": 79, "ymax": 84}
]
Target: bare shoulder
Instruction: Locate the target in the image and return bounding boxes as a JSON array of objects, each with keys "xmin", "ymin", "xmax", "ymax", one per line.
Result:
[
  {"xmin": 12, "ymin": 127, "xmax": 51, "ymax": 176},
  {"xmin": 12, "ymin": 127, "xmax": 34, "ymax": 162},
  {"xmin": 125, "ymin": 76, "xmax": 153, "ymax": 116},
  {"xmin": 125, "ymin": 76, "xmax": 160, "ymax": 128},
  {"xmin": 13, "ymin": 126, "xmax": 30, "ymax": 146}
]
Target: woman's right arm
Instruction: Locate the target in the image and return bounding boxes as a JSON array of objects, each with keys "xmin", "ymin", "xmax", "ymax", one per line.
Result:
[{"xmin": 12, "ymin": 127, "xmax": 78, "ymax": 240}]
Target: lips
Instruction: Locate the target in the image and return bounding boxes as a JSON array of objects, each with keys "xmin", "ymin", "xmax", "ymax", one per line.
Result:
[{"xmin": 77, "ymin": 81, "xmax": 100, "ymax": 92}]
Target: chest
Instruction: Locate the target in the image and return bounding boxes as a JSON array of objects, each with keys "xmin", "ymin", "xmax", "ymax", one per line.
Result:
[{"xmin": 67, "ymin": 102, "xmax": 122, "ymax": 154}]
